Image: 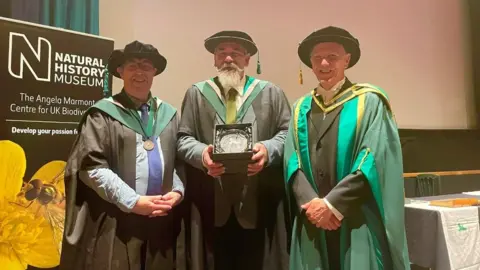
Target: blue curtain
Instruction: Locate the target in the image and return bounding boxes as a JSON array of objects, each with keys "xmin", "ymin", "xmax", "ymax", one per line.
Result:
[{"xmin": 5, "ymin": 0, "xmax": 99, "ymax": 35}]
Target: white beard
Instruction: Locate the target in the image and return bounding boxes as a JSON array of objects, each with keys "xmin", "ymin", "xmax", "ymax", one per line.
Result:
[{"xmin": 217, "ymin": 66, "xmax": 243, "ymax": 90}]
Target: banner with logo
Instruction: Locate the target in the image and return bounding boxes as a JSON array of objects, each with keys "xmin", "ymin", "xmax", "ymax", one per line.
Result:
[{"xmin": 0, "ymin": 17, "xmax": 113, "ymax": 269}]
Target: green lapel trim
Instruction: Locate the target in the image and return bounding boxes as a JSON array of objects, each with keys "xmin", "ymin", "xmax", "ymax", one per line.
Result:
[
  {"xmin": 87, "ymin": 97, "xmax": 176, "ymax": 137},
  {"xmin": 195, "ymin": 77, "xmax": 268, "ymax": 123},
  {"xmin": 336, "ymin": 95, "xmax": 359, "ymax": 268},
  {"xmin": 289, "ymin": 94, "xmax": 329, "ymax": 269},
  {"xmin": 337, "ymin": 96, "xmax": 359, "ymax": 181},
  {"xmin": 243, "ymin": 75, "xmax": 255, "ymax": 94},
  {"xmin": 92, "ymin": 98, "xmax": 144, "ymax": 135},
  {"xmin": 195, "ymin": 80, "xmax": 226, "ymax": 123},
  {"xmin": 153, "ymin": 100, "xmax": 177, "ymax": 136},
  {"xmin": 336, "ymin": 94, "xmax": 387, "ymax": 270},
  {"xmin": 236, "ymin": 79, "xmax": 267, "ymax": 121},
  {"xmin": 292, "ymin": 94, "xmax": 317, "ymax": 193}
]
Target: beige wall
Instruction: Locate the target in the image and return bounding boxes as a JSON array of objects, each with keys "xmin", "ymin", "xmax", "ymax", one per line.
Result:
[{"xmin": 100, "ymin": 0, "xmax": 475, "ymax": 129}]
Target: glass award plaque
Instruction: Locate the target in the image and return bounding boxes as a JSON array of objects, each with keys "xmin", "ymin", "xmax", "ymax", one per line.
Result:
[{"xmin": 212, "ymin": 123, "xmax": 254, "ymax": 174}]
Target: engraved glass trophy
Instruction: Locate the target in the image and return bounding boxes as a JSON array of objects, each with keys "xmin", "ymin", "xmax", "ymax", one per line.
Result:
[{"xmin": 212, "ymin": 123, "xmax": 254, "ymax": 174}]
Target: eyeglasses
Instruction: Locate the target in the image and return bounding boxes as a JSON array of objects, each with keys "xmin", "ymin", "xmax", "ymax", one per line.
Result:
[
  {"xmin": 124, "ymin": 61, "xmax": 155, "ymax": 72},
  {"xmin": 215, "ymin": 52, "xmax": 246, "ymax": 59}
]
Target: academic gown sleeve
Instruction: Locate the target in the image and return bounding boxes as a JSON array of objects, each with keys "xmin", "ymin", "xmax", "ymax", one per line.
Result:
[
  {"xmin": 172, "ymin": 168, "xmax": 185, "ymax": 196},
  {"xmin": 291, "ymin": 170, "xmax": 317, "ymax": 208},
  {"xmin": 292, "ymin": 164, "xmax": 372, "ymax": 219},
  {"xmin": 177, "ymin": 87, "xmax": 208, "ymax": 170},
  {"xmin": 258, "ymin": 85, "xmax": 291, "ymax": 167},
  {"xmin": 172, "ymin": 112, "xmax": 186, "ymax": 200},
  {"xmin": 75, "ymin": 110, "xmax": 139, "ymax": 212},
  {"xmin": 324, "ymin": 171, "xmax": 372, "ymax": 218}
]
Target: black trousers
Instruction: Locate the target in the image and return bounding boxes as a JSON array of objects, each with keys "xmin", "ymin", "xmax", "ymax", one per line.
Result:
[
  {"xmin": 213, "ymin": 213, "xmax": 265, "ymax": 270},
  {"xmin": 325, "ymin": 229, "xmax": 341, "ymax": 270},
  {"xmin": 126, "ymin": 215, "xmax": 174, "ymax": 270}
]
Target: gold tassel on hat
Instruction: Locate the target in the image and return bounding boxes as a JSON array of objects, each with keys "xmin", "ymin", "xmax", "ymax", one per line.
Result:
[{"xmin": 299, "ymin": 62, "xmax": 303, "ymax": 85}]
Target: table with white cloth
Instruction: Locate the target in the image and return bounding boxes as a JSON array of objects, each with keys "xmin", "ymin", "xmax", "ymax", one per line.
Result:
[{"xmin": 405, "ymin": 193, "xmax": 480, "ymax": 270}]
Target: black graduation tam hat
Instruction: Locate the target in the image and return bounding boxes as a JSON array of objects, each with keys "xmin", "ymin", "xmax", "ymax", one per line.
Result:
[
  {"xmin": 107, "ymin": 40, "xmax": 167, "ymax": 78},
  {"xmin": 298, "ymin": 26, "xmax": 361, "ymax": 69},
  {"xmin": 204, "ymin": 30, "xmax": 262, "ymax": 74},
  {"xmin": 205, "ymin": 30, "xmax": 257, "ymax": 55}
]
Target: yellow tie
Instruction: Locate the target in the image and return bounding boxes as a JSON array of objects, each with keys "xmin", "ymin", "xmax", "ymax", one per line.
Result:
[{"xmin": 226, "ymin": 88, "xmax": 237, "ymax": 124}]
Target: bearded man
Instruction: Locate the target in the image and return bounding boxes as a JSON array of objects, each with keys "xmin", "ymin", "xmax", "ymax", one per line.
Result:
[{"xmin": 176, "ymin": 30, "xmax": 291, "ymax": 270}]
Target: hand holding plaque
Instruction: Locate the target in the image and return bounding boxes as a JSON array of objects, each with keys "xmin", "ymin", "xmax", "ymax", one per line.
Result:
[
  {"xmin": 247, "ymin": 143, "xmax": 268, "ymax": 176},
  {"xmin": 212, "ymin": 123, "xmax": 254, "ymax": 174},
  {"xmin": 202, "ymin": 145, "xmax": 225, "ymax": 177}
]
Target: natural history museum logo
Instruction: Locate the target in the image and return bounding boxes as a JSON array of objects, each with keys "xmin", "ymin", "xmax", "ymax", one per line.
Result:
[{"xmin": 7, "ymin": 31, "xmax": 106, "ymax": 87}]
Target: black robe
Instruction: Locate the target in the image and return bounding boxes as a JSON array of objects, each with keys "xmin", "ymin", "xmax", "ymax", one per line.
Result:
[{"xmin": 59, "ymin": 92, "xmax": 183, "ymax": 270}]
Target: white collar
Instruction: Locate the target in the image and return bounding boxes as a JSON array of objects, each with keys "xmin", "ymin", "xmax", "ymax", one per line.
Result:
[
  {"xmin": 315, "ymin": 77, "xmax": 346, "ymax": 102},
  {"xmin": 318, "ymin": 77, "xmax": 346, "ymax": 93}
]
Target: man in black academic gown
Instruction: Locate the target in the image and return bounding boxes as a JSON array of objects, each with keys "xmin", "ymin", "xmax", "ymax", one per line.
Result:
[
  {"xmin": 60, "ymin": 41, "xmax": 185, "ymax": 270},
  {"xmin": 176, "ymin": 30, "xmax": 291, "ymax": 270}
]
